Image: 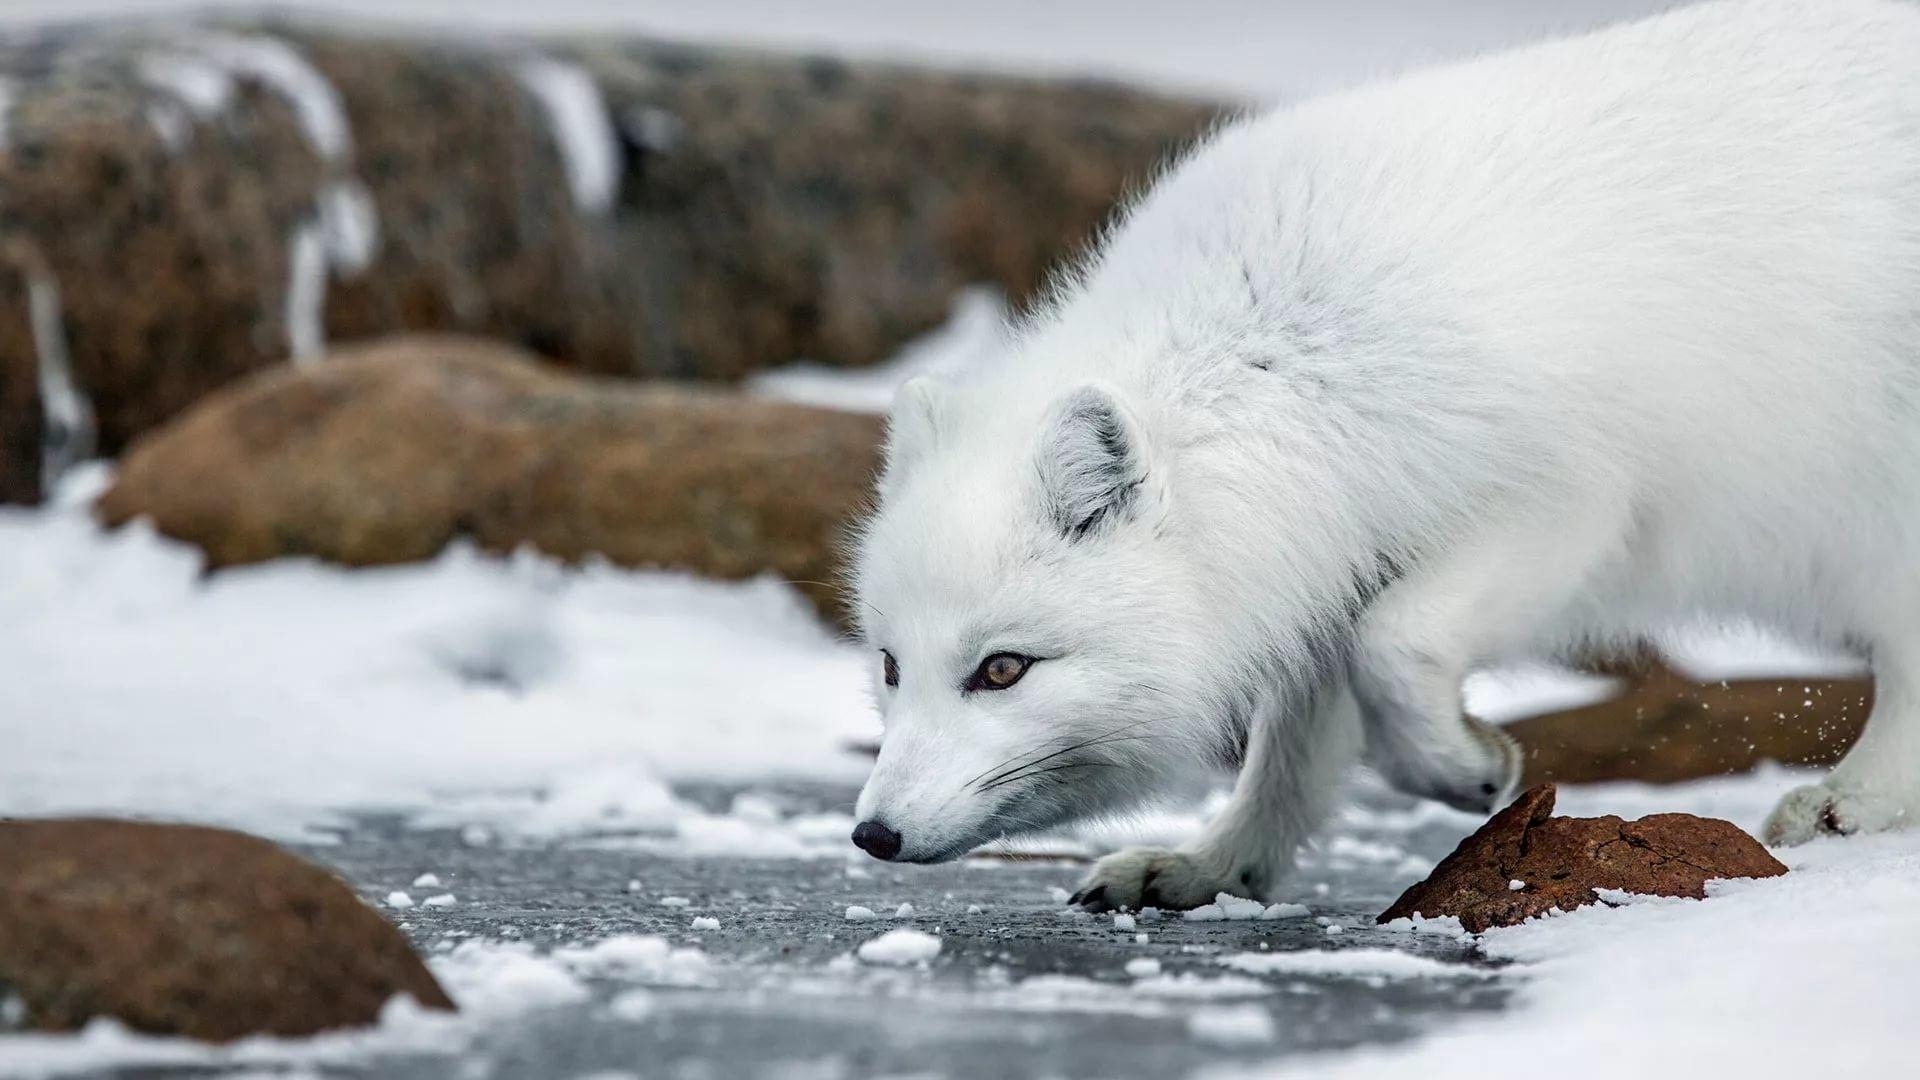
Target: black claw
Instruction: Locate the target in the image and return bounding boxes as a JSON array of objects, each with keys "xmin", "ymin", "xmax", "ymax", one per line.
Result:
[{"xmin": 1075, "ymin": 884, "xmax": 1113, "ymax": 913}]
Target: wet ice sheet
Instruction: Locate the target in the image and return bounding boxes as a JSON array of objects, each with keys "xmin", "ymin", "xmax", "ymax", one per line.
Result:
[{"xmin": 0, "ymin": 783, "xmax": 1512, "ymax": 1080}]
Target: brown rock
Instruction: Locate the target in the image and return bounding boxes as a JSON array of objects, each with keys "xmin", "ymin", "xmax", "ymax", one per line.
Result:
[
  {"xmin": 1508, "ymin": 654, "xmax": 1870, "ymax": 786},
  {"xmin": 0, "ymin": 818, "xmax": 452, "ymax": 1041},
  {"xmin": 94, "ymin": 335, "xmax": 883, "ymax": 623},
  {"xmin": 0, "ymin": 22, "xmax": 1222, "ymax": 503},
  {"xmin": 1377, "ymin": 784, "xmax": 1787, "ymax": 933}
]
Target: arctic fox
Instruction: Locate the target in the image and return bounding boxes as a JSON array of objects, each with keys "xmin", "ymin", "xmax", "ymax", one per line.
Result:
[{"xmin": 848, "ymin": 0, "xmax": 1920, "ymax": 909}]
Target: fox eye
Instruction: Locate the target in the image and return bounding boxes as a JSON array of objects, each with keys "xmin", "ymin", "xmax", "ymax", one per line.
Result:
[
  {"xmin": 969, "ymin": 653, "xmax": 1032, "ymax": 691},
  {"xmin": 882, "ymin": 651, "xmax": 899, "ymax": 688}
]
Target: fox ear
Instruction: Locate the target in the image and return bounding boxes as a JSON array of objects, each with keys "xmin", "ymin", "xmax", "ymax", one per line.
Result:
[
  {"xmin": 880, "ymin": 375, "xmax": 946, "ymax": 494},
  {"xmin": 1036, "ymin": 383, "xmax": 1151, "ymax": 539}
]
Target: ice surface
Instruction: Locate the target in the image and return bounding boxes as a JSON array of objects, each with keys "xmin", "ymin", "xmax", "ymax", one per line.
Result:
[
  {"xmin": 855, "ymin": 929, "xmax": 942, "ymax": 966},
  {"xmin": 511, "ymin": 55, "xmax": 620, "ymax": 214}
]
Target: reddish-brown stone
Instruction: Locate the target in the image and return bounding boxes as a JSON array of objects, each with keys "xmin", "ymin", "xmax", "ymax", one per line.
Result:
[
  {"xmin": 1377, "ymin": 784, "xmax": 1787, "ymax": 933},
  {"xmin": 0, "ymin": 818, "xmax": 453, "ymax": 1041}
]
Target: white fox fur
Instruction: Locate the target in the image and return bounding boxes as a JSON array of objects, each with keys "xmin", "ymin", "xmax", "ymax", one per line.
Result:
[{"xmin": 851, "ymin": 0, "xmax": 1920, "ymax": 908}]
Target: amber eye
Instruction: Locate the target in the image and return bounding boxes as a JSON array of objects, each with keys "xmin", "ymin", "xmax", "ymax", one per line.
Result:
[
  {"xmin": 971, "ymin": 653, "xmax": 1032, "ymax": 691},
  {"xmin": 882, "ymin": 651, "xmax": 899, "ymax": 688}
]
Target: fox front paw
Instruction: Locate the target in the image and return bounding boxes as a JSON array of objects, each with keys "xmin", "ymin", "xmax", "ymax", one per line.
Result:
[
  {"xmin": 1763, "ymin": 782, "xmax": 1912, "ymax": 846},
  {"xmin": 1068, "ymin": 847, "xmax": 1249, "ymax": 913}
]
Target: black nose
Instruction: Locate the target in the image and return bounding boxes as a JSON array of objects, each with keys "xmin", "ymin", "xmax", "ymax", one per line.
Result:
[{"xmin": 851, "ymin": 819, "xmax": 903, "ymax": 861}]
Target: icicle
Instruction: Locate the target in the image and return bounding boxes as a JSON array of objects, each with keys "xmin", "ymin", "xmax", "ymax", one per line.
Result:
[
  {"xmin": 26, "ymin": 272, "xmax": 97, "ymax": 491},
  {"xmin": 512, "ymin": 54, "xmax": 621, "ymax": 214}
]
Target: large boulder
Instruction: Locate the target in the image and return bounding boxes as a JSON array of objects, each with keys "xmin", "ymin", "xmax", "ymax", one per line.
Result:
[
  {"xmin": 95, "ymin": 336, "xmax": 884, "ymax": 623},
  {"xmin": 1508, "ymin": 656, "xmax": 1869, "ymax": 786},
  {"xmin": 0, "ymin": 818, "xmax": 452, "ymax": 1041},
  {"xmin": 1377, "ymin": 784, "xmax": 1787, "ymax": 933},
  {"xmin": 0, "ymin": 19, "xmax": 1224, "ymax": 502}
]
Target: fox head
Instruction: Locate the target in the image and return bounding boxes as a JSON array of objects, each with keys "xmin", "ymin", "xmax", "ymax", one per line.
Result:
[{"xmin": 847, "ymin": 373, "xmax": 1242, "ymax": 863}]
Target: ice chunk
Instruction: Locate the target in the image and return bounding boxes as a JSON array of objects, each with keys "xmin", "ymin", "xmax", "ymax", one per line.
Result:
[
  {"xmin": 422, "ymin": 893, "xmax": 456, "ymax": 908},
  {"xmin": 1113, "ymin": 912, "xmax": 1137, "ymax": 931},
  {"xmin": 1510, "ymin": 879, "xmax": 1527, "ymax": 891},
  {"xmin": 385, "ymin": 891, "xmax": 415, "ymax": 909},
  {"xmin": 659, "ymin": 897, "xmax": 691, "ymax": 908},
  {"xmin": 856, "ymin": 929, "xmax": 942, "ymax": 965},
  {"xmin": 413, "ymin": 873, "xmax": 442, "ymax": 889},
  {"xmin": 1183, "ymin": 893, "xmax": 1271, "ymax": 922},
  {"xmin": 894, "ymin": 902, "xmax": 915, "ymax": 918},
  {"xmin": 690, "ymin": 916, "xmax": 719, "ymax": 931},
  {"xmin": 844, "ymin": 905, "xmax": 878, "ymax": 921},
  {"xmin": 1124, "ymin": 957, "xmax": 1161, "ymax": 978}
]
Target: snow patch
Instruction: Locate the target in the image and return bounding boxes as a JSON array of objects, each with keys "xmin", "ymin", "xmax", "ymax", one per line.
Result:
[
  {"xmin": 750, "ymin": 288, "xmax": 1009, "ymax": 412},
  {"xmin": 1219, "ymin": 949, "xmax": 1489, "ymax": 981},
  {"xmin": 1188, "ymin": 1004, "xmax": 1276, "ymax": 1045},
  {"xmin": 551, "ymin": 934, "xmax": 710, "ymax": 985},
  {"xmin": 856, "ymin": 929, "xmax": 942, "ymax": 965},
  {"xmin": 511, "ymin": 54, "xmax": 620, "ymax": 214}
]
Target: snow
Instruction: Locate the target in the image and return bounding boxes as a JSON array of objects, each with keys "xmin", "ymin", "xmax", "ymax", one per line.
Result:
[
  {"xmin": 284, "ymin": 218, "xmax": 330, "ymax": 362},
  {"xmin": 1219, "ymin": 949, "xmax": 1487, "ymax": 982},
  {"xmin": 1207, "ymin": 777, "xmax": 1920, "ymax": 1080},
  {"xmin": 136, "ymin": 52, "xmax": 235, "ymax": 117},
  {"xmin": 0, "ymin": 74, "xmax": 16, "ymax": 148},
  {"xmin": 511, "ymin": 54, "xmax": 621, "ymax": 214},
  {"xmin": 750, "ymin": 288, "xmax": 1010, "ymax": 413},
  {"xmin": 1188, "ymin": 1004, "xmax": 1276, "ymax": 1046},
  {"xmin": 855, "ymin": 929, "xmax": 942, "ymax": 966},
  {"xmin": 1182, "ymin": 894, "xmax": 1306, "ymax": 923},
  {"xmin": 549, "ymin": 934, "xmax": 710, "ymax": 985},
  {"xmin": 189, "ymin": 32, "xmax": 353, "ymax": 161},
  {"xmin": 25, "ymin": 270, "xmax": 97, "ymax": 490},
  {"xmin": 0, "ymin": 478, "xmax": 877, "ymax": 843}
]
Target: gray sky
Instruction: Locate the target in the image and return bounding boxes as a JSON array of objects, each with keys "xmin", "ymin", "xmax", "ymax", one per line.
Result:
[{"xmin": 0, "ymin": 0, "xmax": 1691, "ymax": 101}]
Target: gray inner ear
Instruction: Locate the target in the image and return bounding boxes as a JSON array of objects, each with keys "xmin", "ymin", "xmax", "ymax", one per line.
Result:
[{"xmin": 1040, "ymin": 386, "xmax": 1147, "ymax": 539}]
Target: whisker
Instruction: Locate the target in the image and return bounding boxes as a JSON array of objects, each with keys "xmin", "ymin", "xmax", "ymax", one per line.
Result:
[{"xmin": 979, "ymin": 760, "xmax": 1115, "ymax": 794}]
